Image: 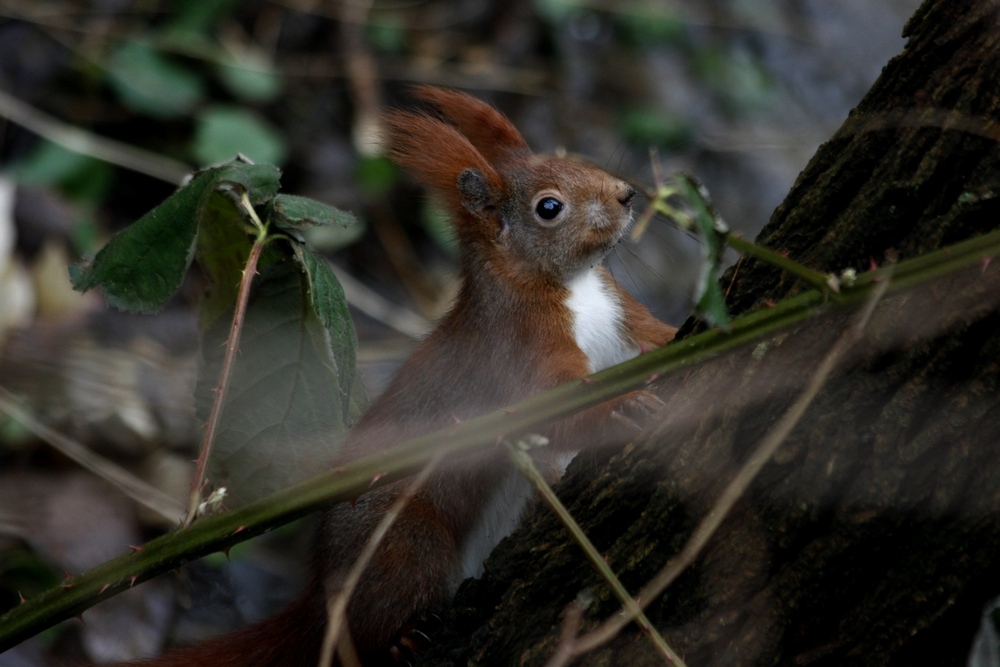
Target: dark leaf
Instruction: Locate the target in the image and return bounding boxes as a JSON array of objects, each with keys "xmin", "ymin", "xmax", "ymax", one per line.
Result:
[
  {"xmin": 677, "ymin": 173, "xmax": 732, "ymax": 331},
  {"xmin": 197, "ymin": 262, "xmax": 360, "ymax": 504},
  {"xmin": 267, "ymin": 194, "xmax": 358, "ymax": 232}
]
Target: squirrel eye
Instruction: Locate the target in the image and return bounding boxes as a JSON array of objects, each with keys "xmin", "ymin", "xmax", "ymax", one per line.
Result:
[{"xmin": 535, "ymin": 196, "xmax": 564, "ymax": 221}]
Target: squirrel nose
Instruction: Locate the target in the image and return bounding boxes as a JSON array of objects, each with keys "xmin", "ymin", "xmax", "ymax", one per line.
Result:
[{"xmin": 618, "ymin": 186, "xmax": 636, "ymax": 208}]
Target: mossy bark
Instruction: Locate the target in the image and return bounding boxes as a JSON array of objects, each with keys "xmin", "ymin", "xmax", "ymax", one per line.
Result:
[{"xmin": 423, "ymin": 1, "xmax": 1000, "ymax": 665}]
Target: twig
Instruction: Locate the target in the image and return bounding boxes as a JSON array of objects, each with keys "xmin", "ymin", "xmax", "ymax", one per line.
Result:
[
  {"xmin": 725, "ymin": 233, "xmax": 840, "ymax": 294},
  {"xmin": 184, "ymin": 193, "xmax": 269, "ymax": 526},
  {"xmin": 0, "ymin": 87, "xmax": 190, "ymax": 184},
  {"xmin": 505, "ymin": 439, "xmax": 687, "ymax": 667},
  {"xmin": 0, "ymin": 385, "xmax": 185, "ymax": 524},
  {"xmin": 318, "ymin": 450, "xmax": 445, "ymax": 667},
  {"xmin": 564, "ymin": 272, "xmax": 894, "ymax": 660}
]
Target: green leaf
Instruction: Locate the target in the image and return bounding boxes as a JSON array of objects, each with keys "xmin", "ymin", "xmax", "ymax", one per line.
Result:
[
  {"xmin": 70, "ymin": 179, "xmax": 201, "ymax": 313},
  {"xmin": 677, "ymin": 174, "xmax": 732, "ymax": 331},
  {"xmin": 215, "ymin": 52, "xmax": 282, "ymax": 103},
  {"xmin": 616, "ymin": 7, "xmax": 686, "ymax": 46},
  {"xmin": 198, "ymin": 261, "xmax": 362, "ymax": 504},
  {"xmin": 71, "ymin": 160, "xmax": 280, "ymax": 313},
  {"xmin": 106, "ymin": 41, "xmax": 204, "ymax": 118},
  {"xmin": 6, "ymin": 141, "xmax": 113, "ymax": 204},
  {"xmin": 193, "ymin": 106, "xmax": 288, "ymax": 167},
  {"xmin": 618, "ymin": 108, "xmax": 694, "ymax": 151},
  {"xmin": 267, "ymin": 194, "xmax": 358, "ymax": 232},
  {"xmin": 292, "ymin": 245, "xmax": 367, "ymax": 421},
  {"xmin": 354, "ymin": 156, "xmax": 397, "ymax": 197},
  {"xmin": 301, "ymin": 219, "xmax": 366, "ymax": 253},
  {"xmin": 366, "ymin": 17, "xmax": 407, "ymax": 55}
]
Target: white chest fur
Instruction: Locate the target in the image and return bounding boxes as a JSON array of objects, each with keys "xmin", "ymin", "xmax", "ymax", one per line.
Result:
[
  {"xmin": 565, "ymin": 269, "xmax": 639, "ymax": 373},
  {"xmin": 457, "ymin": 471, "xmax": 535, "ymax": 584},
  {"xmin": 455, "ymin": 270, "xmax": 638, "ymax": 589}
]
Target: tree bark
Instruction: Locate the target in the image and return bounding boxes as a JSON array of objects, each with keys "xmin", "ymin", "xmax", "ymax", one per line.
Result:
[{"xmin": 423, "ymin": 1, "xmax": 1000, "ymax": 665}]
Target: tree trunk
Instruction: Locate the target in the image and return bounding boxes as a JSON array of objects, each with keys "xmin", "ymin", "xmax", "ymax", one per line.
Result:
[{"xmin": 422, "ymin": 1, "xmax": 1000, "ymax": 665}]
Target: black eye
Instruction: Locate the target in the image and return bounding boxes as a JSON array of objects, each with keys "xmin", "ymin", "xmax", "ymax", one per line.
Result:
[{"xmin": 535, "ymin": 196, "xmax": 564, "ymax": 221}]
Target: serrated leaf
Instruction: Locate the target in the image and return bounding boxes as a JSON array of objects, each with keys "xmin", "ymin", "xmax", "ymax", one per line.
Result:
[
  {"xmin": 677, "ymin": 174, "xmax": 732, "ymax": 331},
  {"xmin": 70, "ymin": 178, "xmax": 202, "ymax": 313},
  {"xmin": 106, "ymin": 41, "xmax": 204, "ymax": 119},
  {"xmin": 198, "ymin": 261, "xmax": 359, "ymax": 504},
  {"xmin": 72, "ymin": 160, "xmax": 280, "ymax": 314},
  {"xmin": 267, "ymin": 194, "xmax": 358, "ymax": 232},
  {"xmin": 193, "ymin": 106, "xmax": 288, "ymax": 167},
  {"xmin": 292, "ymin": 245, "xmax": 367, "ymax": 421}
]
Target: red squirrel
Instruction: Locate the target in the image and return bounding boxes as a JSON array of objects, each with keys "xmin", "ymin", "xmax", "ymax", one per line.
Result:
[{"xmin": 119, "ymin": 86, "xmax": 675, "ymax": 666}]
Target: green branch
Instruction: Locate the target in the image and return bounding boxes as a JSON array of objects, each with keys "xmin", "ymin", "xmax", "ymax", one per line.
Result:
[{"xmin": 2, "ymin": 227, "xmax": 999, "ymax": 651}]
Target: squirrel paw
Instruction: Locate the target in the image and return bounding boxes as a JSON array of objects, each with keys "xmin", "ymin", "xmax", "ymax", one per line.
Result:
[{"xmin": 610, "ymin": 390, "xmax": 665, "ymax": 434}]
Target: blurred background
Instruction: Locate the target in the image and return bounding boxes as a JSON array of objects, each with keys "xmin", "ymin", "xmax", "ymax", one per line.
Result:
[{"xmin": 0, "ymin": 0, "xmax": 920, "ymax": 663}]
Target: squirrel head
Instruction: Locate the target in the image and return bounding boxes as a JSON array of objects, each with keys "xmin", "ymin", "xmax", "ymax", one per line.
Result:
[{"xmin": 385, "ymin": 86, "xmax": 636, "ymax": 283}]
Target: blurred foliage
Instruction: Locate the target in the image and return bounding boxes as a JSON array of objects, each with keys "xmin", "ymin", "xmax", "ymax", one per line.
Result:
[
  {"xmin": 354, "ymin": 156, "xmax": 398, "ymax": 197},
  {"xmin": 192, "ymin": 106, "xmax": 286, "ymax": 166},
  {"xmin": 107, "ymin": 41, "xmax": 206, "ymax": 119},
  {"xmin": 7, "ymin": 141, "xmax": 112, "ymax": 206},
  {"xmin": 421, "ymin": 200, "xmax": 458, "ymax": 258},
  {"xmin": 618, "ymin": 108, "xmax": 694, "ymax": 151},
  {"xmin": 614, "ymin": 6, "xmax": 687, "ymax": 46}
]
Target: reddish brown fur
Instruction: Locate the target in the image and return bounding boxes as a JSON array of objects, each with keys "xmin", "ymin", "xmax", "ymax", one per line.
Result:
[
  {"xmin": 409, "ymin": 85, "xmax": 530, "ymax": 163},
  {"xmin": 383, "ymin": 111, "xmax": 505, "ymax": 225},
  {"xmin": 116, "ymin": 87, "xmax": 674, "ymax": 667}
]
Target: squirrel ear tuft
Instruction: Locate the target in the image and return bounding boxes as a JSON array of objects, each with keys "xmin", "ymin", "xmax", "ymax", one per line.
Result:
[
  {"xmin": 410, "ymin": 85, "xmax": 530, "ymax": 164},
  {"xmin": 459, "ymin": 169, "xmax": 506, "ymax": 233},
  {"xmin": 385, "ymin": 104, "xmax": 506, "ymax": 245}
]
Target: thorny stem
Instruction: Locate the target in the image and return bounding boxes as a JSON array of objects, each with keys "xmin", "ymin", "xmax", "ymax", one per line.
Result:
[
  {"xmin": 507, "ymin": 441, "xmax": 687, "ymax": 667},
  {"xmin": 563, "ymin": 272, "xmax": 894, "ymax": 661},
  {"xmin": 725, "ymin": 233, "xmax": 839, "ymax": 294},
  {"xmin": 184, "ymin": 192, "xmax": 270, "ymax": 527}
]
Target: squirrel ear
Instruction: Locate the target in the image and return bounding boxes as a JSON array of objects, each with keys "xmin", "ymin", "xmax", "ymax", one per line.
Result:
[
  {"xmin": 412, "ymin": 86, "xmax": 530, "ymax": 164},
  {"xmin": 458, "ymin": 168, "xmax": 506, "ymax": 231}
]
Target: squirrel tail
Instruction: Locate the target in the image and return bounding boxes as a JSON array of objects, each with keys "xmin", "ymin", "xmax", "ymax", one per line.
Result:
[{"xmin": 121, "ymin": 590, "xmax": 326, "ymax": 667}]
